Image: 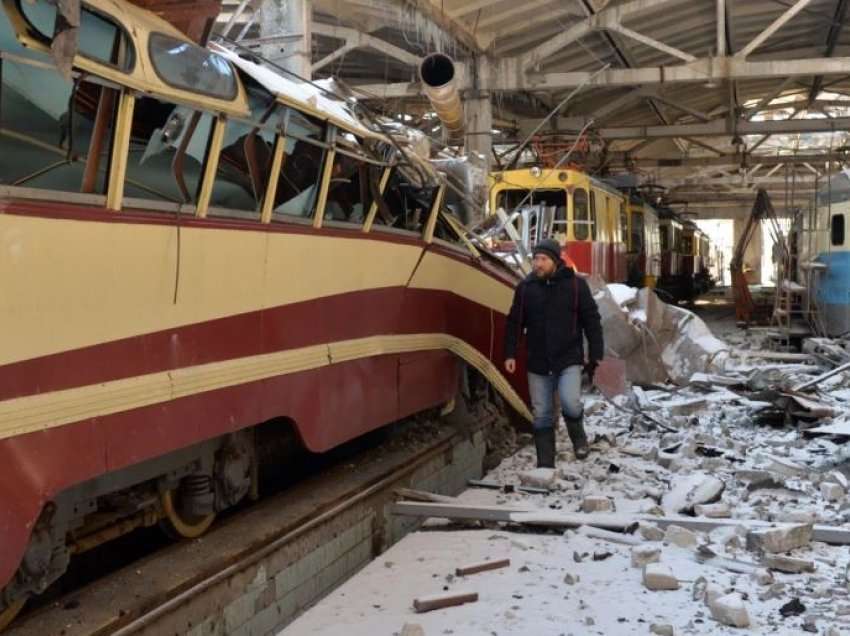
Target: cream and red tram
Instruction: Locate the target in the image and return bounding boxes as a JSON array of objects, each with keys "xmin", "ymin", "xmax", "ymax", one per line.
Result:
[
  {"xmin": 488, "ymin": 168, "xmax": 627, "ymax": 281},
  {"xmin": 0, "ymin": 0, "xmax": 532, "ymax": 625}
]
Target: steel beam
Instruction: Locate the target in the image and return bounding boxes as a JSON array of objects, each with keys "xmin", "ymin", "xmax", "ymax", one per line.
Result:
[
  {"xmin": 603, "ymin": 152, "xmax": 843, "ymax": 167},
  {"xmin": 738, "ymin": 0, "xmax": 814, "ymax": 58},
  {"xmin": 496, "ymin": 55, "xmax": 850, "ymax": 92},
  {"xmin": 514, "ymin": 114, "xmax": 850, "ymax": 139}
]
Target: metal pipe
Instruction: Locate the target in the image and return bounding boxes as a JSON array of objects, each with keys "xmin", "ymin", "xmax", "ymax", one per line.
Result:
[{"xmin": 419, "ymin": 53, "xmax": 464, "ymax": 143}]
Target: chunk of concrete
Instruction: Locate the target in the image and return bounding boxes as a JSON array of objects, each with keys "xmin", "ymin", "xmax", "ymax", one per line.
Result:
[
  {"xmin": 631, "ymin": 545, "xmax": 661, "ymax": 568},
  {"xmin": 643, "ymin": 563, "xmax": 679, "ymax": 591},
  {"xmin": 765, "ymin": 455, "xmax": 807, "ymax": 478},
  {"xmin": 709, "ymin": 592, "xmax": 750, "ymax": 628},
  {"xmin": 639, "ymin": 524, "xmax": 665, "ymax": 542},
  {"xmin": 694, "ymin": 502, "xmax": 731, "ymax": 518},
  {"xmin": 827, "ymin": 470, "xmax": 849, "ymax": 491},
  {"xmin": 662, "ymin": 472, "xmax": 725, "ymax": 514},
  {"xmin": 582, "ymin": 495, "xmax": 614, "ymax": 513},
  {"xmin": 518, "ymin": 468, "xmax": 556, "ymax": 489},
  {"xmin": 650, "ymin": 624, "xmax": 674, "ymax": 636},
  {"xmin": 704, "ymin": 583, "xmax": 725, "ymax": 607},
  {"xmin": 665, "ymin": 524, "xmax": 698, "ymax": 549},
  {"xmin": 750, "ymin": 568, "xmax": 774, "ymax": 586},
  {"xmin": 746, "ymin": 523, "xmax": 813, "ymax": 554},
  {"xmin": 762, "ymin": 555, "xmax": 816, "ymax": 574},
  {"xmin": 820, "ymin": 481, "xmax": 844, "ymax": 502},
  {"xmin": 400, "ymin": 625, "xmax": 425, "ymax": 636}
]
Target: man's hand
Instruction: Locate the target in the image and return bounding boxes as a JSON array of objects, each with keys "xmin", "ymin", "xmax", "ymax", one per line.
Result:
[
  {"xmin": 505, "ymin": 358, "xmax": 516, "ymax": 374},
  {"xmin": 584, "ymin": 360, "xmax": 599, "ymax": 382}
]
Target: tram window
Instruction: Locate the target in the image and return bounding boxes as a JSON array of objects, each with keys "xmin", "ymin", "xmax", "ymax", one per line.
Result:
[
  {"xmin": 681, "ymin": 234, "xmax": 693, "ymax": 254},
  {"xmin": 631, "ymin": 211, "xmax": 644, "ymax": 252},
  {"xmin": 207, "ymin": 79, "xmax": 279, "ymax": 218},
  {"xmin": 659, "ymin": 226, "xmax": 669, "ymax": 251},
  {"xmin": 123, "ymin": 96, "xmax": 204, "ymax": 206},
  {"xmin": 323, "ymin": 152, "xmax": 376, "ymax": 225},
  {"xmin": 372, "ymin": 171, "xmax": 430, "ymax": 233},
  {"xmin": 149, "ymin": 33, "xmax": 237, "ymax": 100},
  {"xmin": 573, "ymin": 188, "xmax": 590, "ymax": 240},
  {"xmin": 272, "ymin": 111, "xmax": 327, "ymax": 220},
  {"xmin": 0, "ymin": 59, "xmax": 115, "ymax": 195},
  {"xmin": 620, "ymin": 203, "xmax": 628, "ymax": 244},
  {"xmin": 673, "ymin": 227, "xmax": 681, "ymax": 252},
  {"xmin": 206, "ymin": 123, "xmax": 275, "ymax": 218},
  {"xmin": 832, "ymin": 214, "xmax": 845, "ymax": 246},
  {"xmin": 20, "ymin": 0, "xmax": 135, "ymax": 71},
  {"xmin": 588, "ymin": 191, "xmax": 598, "ymax": 240}
]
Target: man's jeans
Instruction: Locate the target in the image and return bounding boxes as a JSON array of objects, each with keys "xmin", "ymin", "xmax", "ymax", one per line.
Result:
[{"xmin": 528, "ymin": 366, "xmax": 583, "ymax": 431}]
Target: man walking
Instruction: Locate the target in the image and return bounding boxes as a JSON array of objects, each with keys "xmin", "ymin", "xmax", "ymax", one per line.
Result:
[{"xmin": 503, "ymin": 239, "xmax": 604, "ymax": 467}]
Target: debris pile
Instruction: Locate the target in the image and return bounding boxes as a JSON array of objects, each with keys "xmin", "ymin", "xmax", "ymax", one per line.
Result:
[{"xmin": 285, "ymin": 304, "xmax": 850, "ymax": 635}]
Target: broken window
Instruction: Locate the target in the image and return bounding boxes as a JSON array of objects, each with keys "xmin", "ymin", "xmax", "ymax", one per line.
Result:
[
  {"xmin": 495, "ymin": 188, "xmax": 566, "ymax": 243},
  {"xmin": 272, "ymin": 110, "xmax": 327, "ymax": 221},
  {"xmin": 573, "ymin": 188, "xmax": 589, "ymax": 241},
  {"xmin": 0, "ymin": 57, "xmax": 116, "ymax": 194},
  {"xmin": 681, "ymin": 233, "xmax": 693, "ymax": 255},
  {"xmin": 832, "ymin": 213, "xmax": 845, "ymax": 247},
  {"xmin": 149, "ymin": 33, "xmax": 236, "ymax": 100},
  {"xmin": 322, "ymin": 145, "xmax": 377, "ymax": 226},
  {"xmin": 376, "ymin": 175, "xmax": 435, "ymax": 234},
  {"xmin": 21, "ymin": 0, "xmax": 135, "ymax": 71},
  {"xmin": 206, "ymin": 77, "xmax": 280, "ymax": 218},
  {"xmin": 123, "ymin": 96, "xmax": 204, "ymax": 206}
]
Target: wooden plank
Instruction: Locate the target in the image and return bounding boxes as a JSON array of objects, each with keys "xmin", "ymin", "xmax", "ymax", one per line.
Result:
[
  {"xmin": 389, "ymin": 501, "xmax": 527, "ymax": 523},
  {"xmin": 455, "ymin": 558, "xmax": 511, "ymax": 576},
  {"xmin": 413, "ymin": 591, "xmax": 478, "ymax": 613},
  {"xmin": 395, "ymin": 488, "xmax": 457, "ymax": 503}
]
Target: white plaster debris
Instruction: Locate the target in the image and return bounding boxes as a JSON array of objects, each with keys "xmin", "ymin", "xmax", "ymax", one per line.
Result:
[
  {"xmin": 631, "ymin": 544, "xmax": 661, "ymax": 568},
  {"xmin": 746, "ymin": 523, "xmax": 813, "ymax": 554},
  {"xmin": 643, "ymin": 563, "xmax": 680, "ymax": 591},
  {"xmin": 662, "ymin": 472, "xmax": 725, "ymax": 514},
  {"xmin": 664, "ymin": 525, "xmax": 698, "ymax": 549},
  {"xmin": 581, "ymin": 494, "xmax": 614, "ymax": 513},
  {"xmin": 283, "ymin": 299, "xmax": 850, "ymax": 636},
  {"xmin": 820, "ymin": 481, "xmax": 844, "ymax": 502},
  {"xmin": 517, "ymin": 467, "xmax": 556, "ymax": 489},
  {"xmin": 709, "ymin": 592, "xmax": 751, "ymax": 627}
]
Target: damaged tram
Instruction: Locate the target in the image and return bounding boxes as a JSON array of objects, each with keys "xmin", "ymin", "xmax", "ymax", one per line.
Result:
[
  {"xmin": 487, "ymin": 168, "xmax": 707, "ymax": 297},
  {"xmin": 0, "ymin": 0, "xmax": 532, "ymax": 626}
]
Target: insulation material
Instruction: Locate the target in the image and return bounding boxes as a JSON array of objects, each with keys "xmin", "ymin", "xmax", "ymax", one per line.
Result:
[{"xmin": 591, "ymin": 281, "xmax": 729, "ymax": 386}]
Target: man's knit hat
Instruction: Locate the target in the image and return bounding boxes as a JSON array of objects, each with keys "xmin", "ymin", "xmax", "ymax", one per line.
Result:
[{"xmin": 532, "ymin": 238, "xmax": 562, "ymax": 265}]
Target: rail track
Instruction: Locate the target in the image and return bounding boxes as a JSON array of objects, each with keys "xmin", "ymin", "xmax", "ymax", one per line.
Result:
[{"xmin": 8, "ymin": 401, "xmax": 506, "ymax": 636}]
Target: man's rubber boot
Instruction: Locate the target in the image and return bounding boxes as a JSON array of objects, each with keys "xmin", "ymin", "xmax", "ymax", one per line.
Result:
[
  {"xmin": 564, "ymin": 413, "xmax": 589, "ymax": 460},
  {"xmin": 533, "ymin": 427, "xmax": 556, "ymax": 468}
]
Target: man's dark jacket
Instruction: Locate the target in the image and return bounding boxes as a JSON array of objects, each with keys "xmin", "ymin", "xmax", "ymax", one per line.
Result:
[{"xmin": 503, "ymin": 265, "xmax": 604, "ymax": 375}]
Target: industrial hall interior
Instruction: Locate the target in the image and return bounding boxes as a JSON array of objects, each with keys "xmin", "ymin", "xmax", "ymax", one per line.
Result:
[{"xmin": 4, "ymin": 0, "xmax": 850, "ymax": 634}]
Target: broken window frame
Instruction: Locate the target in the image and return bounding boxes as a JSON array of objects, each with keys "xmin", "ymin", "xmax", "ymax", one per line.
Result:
[{"xmin": 18, "ymin": 0, "xmax": 137, "ymax": 73}]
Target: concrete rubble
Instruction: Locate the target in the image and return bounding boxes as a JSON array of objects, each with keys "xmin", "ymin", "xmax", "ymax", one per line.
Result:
[{"xmin": 284, "ymin": 290, "xmax": 850, "ymax": 636}]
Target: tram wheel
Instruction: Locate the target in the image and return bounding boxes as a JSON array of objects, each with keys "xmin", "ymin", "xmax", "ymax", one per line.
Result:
[
  {"xmin": 0, "ymin": 599, "xmax": 25, "ymax": 631},
  {"xmin": 159, "ymin": 488, "xmax": 216, "ymax": 540}
]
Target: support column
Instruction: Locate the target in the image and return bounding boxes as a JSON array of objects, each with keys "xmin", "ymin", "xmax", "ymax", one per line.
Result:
[
  {"xmin": 260, "ymin": 0, "xmax": 312, "ymax": 79},
  {"xmin": 463, "ymin": 56, "xmax": 493, "ymax": 225}
]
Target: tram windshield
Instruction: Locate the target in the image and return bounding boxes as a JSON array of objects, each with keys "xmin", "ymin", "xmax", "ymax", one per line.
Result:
[{"xmin": 495, "ymin": 189, "xmax": 567, "ymax": 242}]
